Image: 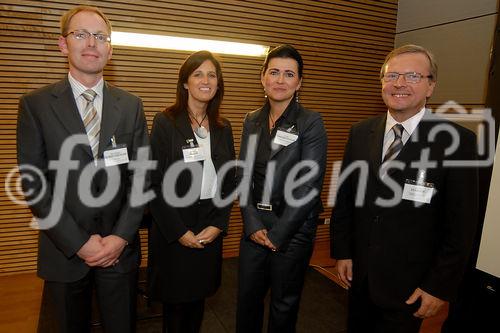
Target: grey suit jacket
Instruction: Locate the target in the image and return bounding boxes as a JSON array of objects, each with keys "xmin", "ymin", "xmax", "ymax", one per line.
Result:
[
  {"xmin": 17, "ymin": 78, "xmax": 150, "ymax": 282},
  {"xmin": 239, "ymin": 100, "xmax": 328, "ymax": 249}
]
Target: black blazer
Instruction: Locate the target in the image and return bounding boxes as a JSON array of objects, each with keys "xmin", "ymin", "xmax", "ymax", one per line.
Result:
[
  {"xmin": 149, "ymin": 111, "xmax": 236, "ymax": 243},
  {"xmin": 239, "ymin": 101, "xmax": 328, "ymax": 248},
  {"xmin": 17, "ymin": 78, "xmax": 150, "ymax": 282},
  {"xmin": 331, "ymin": 112, "xmax": 479, "ymax": 308},
  {"xmin": 147, "ymin": 111, "xmax": 236, "ymax": 302}
]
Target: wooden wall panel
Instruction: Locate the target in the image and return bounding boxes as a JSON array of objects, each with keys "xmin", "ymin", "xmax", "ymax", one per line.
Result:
[{"xmin": 0, "ymin": 0, "xmax": 397, "ymax": 275}]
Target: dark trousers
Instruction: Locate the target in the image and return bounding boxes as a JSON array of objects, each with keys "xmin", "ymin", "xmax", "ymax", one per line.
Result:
[
  {"xmin": 236, "ymin": 232, "xmax": 314, "ymax": 333},
  {"xmin": 37, "ymin": 268, "xmax": 137, "ymax": 333},
  {"xmin": 162, "ymin": 299, "xmax": 205, "ymax": 333},
  {"xmin": 347, "ymin": 278, "xmax": 423, "ymax": 333}
]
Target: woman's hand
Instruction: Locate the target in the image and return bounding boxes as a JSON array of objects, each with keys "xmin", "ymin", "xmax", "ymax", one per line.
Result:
[
  {"xmin": 178, "ymin": 230, "xmax": 204, "ymax": 249},
  {"xmin": 250, "ymin": 229, "xmax": 277, "ymax": 251},
  {"xmin": 195, "ymin": 226, "xmax": 222, "ymax": 245}
]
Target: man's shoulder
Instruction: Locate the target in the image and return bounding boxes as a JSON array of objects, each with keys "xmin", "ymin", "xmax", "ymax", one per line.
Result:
[
  {"xmin": 421, "ymin": 113, "xmax": 477, "ymax": 140},
  {"xmin": 105, "ymin": 82, "xmax": 141, "ymax": 102},
  {"xmin": 21, "ymin": 79, "xmax": 68, "ymax": 101},
  {"xmin": 351, "ymin": 114, "xmax": 385, "ymax": 132}
]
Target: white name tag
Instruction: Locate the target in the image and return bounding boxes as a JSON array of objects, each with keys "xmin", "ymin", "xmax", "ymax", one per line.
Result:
[
  {"xmin": 182, "ymin": 146, "xmax": 205, "ymax": 163},
  {"xmin": 402, "ymin": 180, "xmax": 434, "ymax": 204},
  {"xmin": 103, "ymin": 146, "xmax": 129, "ymax": 167},
  {"xmin": 274, "ymin": 128, "xmax": 298, "ymax": 147}
]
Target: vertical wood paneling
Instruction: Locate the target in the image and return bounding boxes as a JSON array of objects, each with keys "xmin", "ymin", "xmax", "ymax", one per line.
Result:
[{"xmin": 0, "ymin": 0, "xmax": 397, "ymax": 275}]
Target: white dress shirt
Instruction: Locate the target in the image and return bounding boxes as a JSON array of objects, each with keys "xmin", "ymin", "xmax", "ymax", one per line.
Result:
[
  {"xmin": 68, "ymin": 72, "xmax": 104, "ymax": 121},
  {"xmin": 196, "ymin": 133, "xmax": 218, "ymax": 199},
  {"xmin": 381, "ymin": 107, "xmax": 427, "ymax": 161}
]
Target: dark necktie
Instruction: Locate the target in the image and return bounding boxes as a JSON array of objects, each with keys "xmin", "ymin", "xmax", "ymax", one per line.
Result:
[
  {"xmin": 383, "ymin": 124, "xmax": 404, "ymax": 163},
  {"xmin": 81, "ymin": 89, "xmax": 100, "ymax": 159}
]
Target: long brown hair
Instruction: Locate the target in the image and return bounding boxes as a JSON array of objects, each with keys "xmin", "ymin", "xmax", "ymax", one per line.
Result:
[{"xmin": 165, "ymin": 50, "xmax": 225, "ymax": 128}]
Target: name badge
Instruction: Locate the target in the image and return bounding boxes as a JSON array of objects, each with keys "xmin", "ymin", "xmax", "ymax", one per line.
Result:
[
  {"xmin": 182, "ymin": 142, "xmax": 205, "ymax": 163},
  {"xmin": 103, "ymin": 144, "xmax": 129, "ymax": 167},
  {"xmin": 274, "ymin": 126, "xmax": 298, "ymax": 147},
  {"xmin": 402, "ymin": 179, "xmax": 434, "ymax": 204}
]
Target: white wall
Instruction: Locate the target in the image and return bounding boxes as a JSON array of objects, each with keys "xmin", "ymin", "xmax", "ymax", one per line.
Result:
[{"xmin": 395, "ymin": 0, "xmax": 498, "ymax": 105}]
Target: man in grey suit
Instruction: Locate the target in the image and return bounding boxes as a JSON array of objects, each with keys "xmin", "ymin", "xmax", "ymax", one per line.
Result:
[
  {"xmin": 16, "ymin": 5, "xmax": 149, "ymax": 333},
  {"xmin": 330, "ymin": 44, "xmax": 478, "ymax": 333}
]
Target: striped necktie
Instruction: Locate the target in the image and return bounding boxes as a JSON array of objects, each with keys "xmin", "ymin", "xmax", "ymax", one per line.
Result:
[
  {"xmin": 383, "ymin": 124, "xmax": 404, "ymax": 163},
  {"xmin": 81, "ymin": 89, "xmax": 100, "ymax": 159}
]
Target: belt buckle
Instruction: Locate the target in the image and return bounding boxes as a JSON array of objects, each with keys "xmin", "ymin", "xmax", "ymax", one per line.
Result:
[{"xmin": 256, "ymin": 203, "xmax": 273, "ymax": 211}]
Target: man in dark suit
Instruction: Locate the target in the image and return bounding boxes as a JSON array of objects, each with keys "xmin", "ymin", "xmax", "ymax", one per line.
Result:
[
  {"xmin": 16, "ymin": 5, "xmax": 149, "ymax": 333},
  {"xmin": 330, "ymin": 44, "xmax": 478, "ymax": 333}
]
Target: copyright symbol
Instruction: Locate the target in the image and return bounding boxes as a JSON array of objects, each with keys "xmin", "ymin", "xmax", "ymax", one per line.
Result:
[{"xmin": 5, "ymin": 164, "xmax": 47, "ymax": 206}]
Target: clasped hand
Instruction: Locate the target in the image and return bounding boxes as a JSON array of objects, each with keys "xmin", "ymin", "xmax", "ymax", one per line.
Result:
[
  {"xmin": 77, "ymin": 234, "xmax": 127, "ymax": 268},
  {"xmin": 250, "ymin": 229, "xmax": 276, "ymax": 251},
  {"xmin": 178, "ymin": 226, "xmax": 222, "ymax": 249}
]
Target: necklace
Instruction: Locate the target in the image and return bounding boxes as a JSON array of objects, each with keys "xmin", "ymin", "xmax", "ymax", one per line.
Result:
[
  {"xmin": 269, "ymin": 111, "xmax": 277, "ymax": 131},
  {"xmin": 189, "ymin": 112, "xmax": 208, "ymax": 139}
]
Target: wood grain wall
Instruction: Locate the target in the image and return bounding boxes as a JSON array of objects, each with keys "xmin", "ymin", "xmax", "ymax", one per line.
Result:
[{"xmin": 0, "ymin": 0, "xmax": 397, "ymax": 275}]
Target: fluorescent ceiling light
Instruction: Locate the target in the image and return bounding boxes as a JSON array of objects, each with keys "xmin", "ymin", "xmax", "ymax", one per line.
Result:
[{"xmin": 111, "ymin": 31, "xmax": 269, "ymax": 57}]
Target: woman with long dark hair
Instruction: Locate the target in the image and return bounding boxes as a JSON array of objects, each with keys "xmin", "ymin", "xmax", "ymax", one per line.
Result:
[{"xmin": 148, "ymin": 50, "xmax": 235, "ymax": 333}]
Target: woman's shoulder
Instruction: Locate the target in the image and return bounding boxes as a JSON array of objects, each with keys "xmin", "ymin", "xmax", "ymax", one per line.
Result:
[
  {"xmin": 218, "ymin": 116, "xmax": 231, "ymax": 127},
  {"xmin": 153, "ymin": 110, "xmax": 176, "ymax": 127}
]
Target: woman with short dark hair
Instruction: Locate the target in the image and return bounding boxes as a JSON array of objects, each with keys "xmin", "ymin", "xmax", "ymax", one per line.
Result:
[{"xmin": 236, "ymin": 44, "xmax": 328, "ymax": 332}]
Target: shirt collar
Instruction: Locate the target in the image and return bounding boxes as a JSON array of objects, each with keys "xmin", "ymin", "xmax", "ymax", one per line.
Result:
[
  {"xmin": 385, "ymin": 107, "xmax": 427, "ymax": 137},
  {"xmin": 262, "ymin": 99, "xmax": 297, "ymax": 126},
  {"xmin": 68, "ymin": 72, "xmax": 104, "ymax": 99}
]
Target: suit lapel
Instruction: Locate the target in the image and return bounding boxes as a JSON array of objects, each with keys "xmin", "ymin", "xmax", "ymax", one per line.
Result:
[
  {"xmin": 385, "ymin": 111, "xmax": 433, "ymax": 178},
  {"xmin": 210, "ymin": 121, "xmax": 223, "ymax": 162},
  {"xmin": 247, "ymin": 107, "xmax": 266, "ymax": 156},
  {"xmin": 269, "ymin": 101, "xmax": 299, "ymax": 160},
  {"xmin": 368, "ymin": 115, "xmax": 386, "ymax": 178},
  {"xmin": 175, "ymin": 111, "xmax": 198, "ymax": 145},
  {"xmin": 98, "ymin": 83, "xmax": 123, "ymax": 156},
  {"xmin": 50, "ymin": 79, "xmax": 93, "ymax": 158}
]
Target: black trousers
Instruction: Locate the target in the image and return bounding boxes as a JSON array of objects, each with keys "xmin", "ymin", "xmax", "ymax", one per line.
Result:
[
  {"xmin": 162, "ymin": 299, "xmax": 205, "ymax": 333},
  {"xmin": 236, "ymin": 231, "xmax": 314, "ymax": 333},
  {"xmin": 347, "ymin": 278, "xmax": 423, "ymax": 333},
  {"xmin": 37, "ymin": 268, "xmax": 137, "ymax": 333}
]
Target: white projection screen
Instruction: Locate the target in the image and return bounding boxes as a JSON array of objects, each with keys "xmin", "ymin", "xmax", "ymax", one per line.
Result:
[{"xmin": 477, "ymin": 132, "xmax": 500, "ymax": 278}]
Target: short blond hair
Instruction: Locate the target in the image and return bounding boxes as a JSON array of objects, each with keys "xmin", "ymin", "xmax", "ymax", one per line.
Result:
[
  {"xmin": 60, "ymin": 5, "xmax": 112, "ymax": 36},
  {"xmin": 380, "ymin": 44, "xmax": 438, "ymax": 82}
]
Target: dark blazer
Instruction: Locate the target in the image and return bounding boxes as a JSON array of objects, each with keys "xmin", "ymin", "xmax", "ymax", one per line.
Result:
[
  {"xmin": 148, "ymin": 111, "xmax": 236, "ymax": 302},
  {"xmin": 239, "ymin": 101, "xmax": 327, "ymax": 248},
  {"xmin": 331, "ymin": 112, "xmax": 478, "ymax": 308},
  {"xmin": 17, "ymin": 78, "xmax": 150, "ymax": 282}
]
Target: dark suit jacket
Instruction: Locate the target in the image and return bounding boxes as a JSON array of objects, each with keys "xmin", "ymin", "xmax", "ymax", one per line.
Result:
[
  {"xmin": 148, "ymin": 111, "xmax": 236, "ymax": 302},
  {"xmin": 239, "ymin": 100, "xmax": 327, "ymax": 248},
  {"xmin": 17, "ymin": 78, "xmax": 150, "ymax": 282},
  {"xmin": 331, "ymin": 112, "xmax": 479, "ymax": 308}
]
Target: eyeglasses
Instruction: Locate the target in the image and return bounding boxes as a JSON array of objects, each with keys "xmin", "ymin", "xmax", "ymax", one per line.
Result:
[
  {"xmin": 65, "ymin": 30, "xmax": 111, "ymax": 43},
  {"xmin": 382, "ymin": 72, "xmax": 433, "ymax": 84}
]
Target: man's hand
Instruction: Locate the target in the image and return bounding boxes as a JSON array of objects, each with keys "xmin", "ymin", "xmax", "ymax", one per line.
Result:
[
  {"xmin": 195, "ymin": 226, "xmax": 222, "ymax": 245},
  {"xmin": 84, "ymin": 235, "xmax": 128, "ymax": 268},
  {"xmin": 406, "ymin": 287, "xmax": 446, "ymax": 318},
  {"xmin": 179, "ymin": 230, "xmax": 204, "ymax": 249},
  {"xmin": 77, "ymin": 234, "xmax": 104, "ymax": 261},
  {"xmin": 250, "ymin": 229, "xmax": 276, "ymax": 251},
  {"xmin": 336, "ymin": 259, "xmax": 353, "ymax": 288}
]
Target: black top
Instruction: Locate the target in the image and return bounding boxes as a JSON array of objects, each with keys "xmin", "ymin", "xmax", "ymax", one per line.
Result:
[{"xmin": 252, "ymin": 102, "xmax": 290, "ymax": 203}]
